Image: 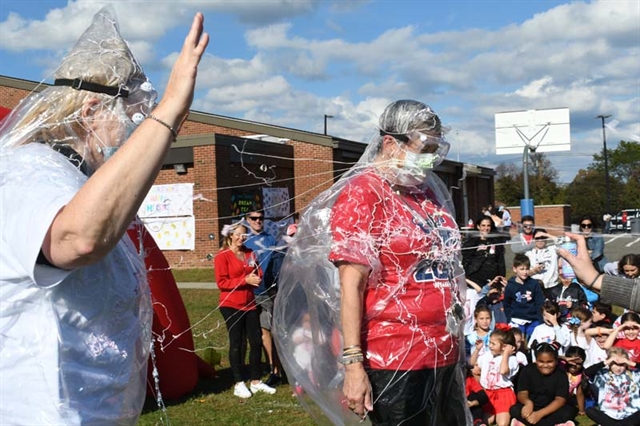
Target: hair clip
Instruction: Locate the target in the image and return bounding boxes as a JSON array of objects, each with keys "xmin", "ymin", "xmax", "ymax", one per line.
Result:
[
  {"xmin": 567, "ymin": 317, "xmax": 581, "ymax": 326},
  {"xmin": 494, "ymin": 323, "xmax": 511, "ymax": 332}
]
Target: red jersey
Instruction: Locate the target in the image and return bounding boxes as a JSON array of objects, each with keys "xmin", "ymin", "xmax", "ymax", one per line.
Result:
[
  {"xmin": 328, "ymin": 170, "xmax": 462, "ymax": 370},
  {"xmin": 214, "ymin": 248, "xmax": 260, "ymax": 311}
]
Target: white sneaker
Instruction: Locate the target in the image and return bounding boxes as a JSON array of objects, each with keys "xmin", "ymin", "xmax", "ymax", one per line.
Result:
[
  {"xmin": 234, "ymin": 382, "xmax": 252, "ymax": 398},
  {"xmin": 250, "ymin": 381, "xmax": 277, "ymax": 395}
]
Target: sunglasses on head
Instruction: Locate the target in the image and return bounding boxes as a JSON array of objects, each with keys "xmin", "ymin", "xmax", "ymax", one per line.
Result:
[
  {"xmin": 248, "ymin": 216, "xmax": 263, "ymax": 221},
  {"xmin": 580, "ymin": 223, "xmax": 592, "ymax": 229}
]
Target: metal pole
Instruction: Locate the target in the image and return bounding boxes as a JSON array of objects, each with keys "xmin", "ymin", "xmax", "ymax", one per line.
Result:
[
  {"xmin": 596, "ymin": 114, "xmax": 612, "ymax": 213},
  {"xmin": 324, "ymin": 114, "xmax": 333, "ymax": 135},
  {"xmin": 523, "ymin": 144, "xmax": 530, "ymax": 200}
]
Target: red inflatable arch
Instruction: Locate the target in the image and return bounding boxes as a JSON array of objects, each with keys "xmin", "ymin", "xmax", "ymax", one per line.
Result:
[
  {"xmin": 129, "ymin": 218, "xmax": 215, "ymax": 399},
  {"xmin": 0, "ymin": 106, "xmax": 11, "ymax": 121}
]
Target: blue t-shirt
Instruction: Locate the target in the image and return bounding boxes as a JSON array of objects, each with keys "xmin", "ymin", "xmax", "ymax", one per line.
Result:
[{"xmin": 244, "ymin": 230, "xmax": 277, "ymax": 295}]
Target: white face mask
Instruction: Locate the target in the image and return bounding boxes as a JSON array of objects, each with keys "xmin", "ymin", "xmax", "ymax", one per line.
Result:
[{"xmin": 390, "ymin": 140, "xmax": 443, "ymax": 187}]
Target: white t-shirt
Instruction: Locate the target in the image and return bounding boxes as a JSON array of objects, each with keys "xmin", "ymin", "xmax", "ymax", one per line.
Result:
[
  {"xmin": 0, "ymin": 144, "xmax": 152, "ymax": 425},
  {"xmin": 501, "ymin": 209, "xmax": 512, "ymax": 227},
  {"xmin": 525, "ymin": 245, "xmax": 558, "ymax": 288},
  {"xmin": 528, "ymin": 323, "xmax": 569, "ymax": 354},
  {"xmin": 478, "ymin": 351, "xmax": 519, "ymax": 390},
  {"xmin": 585, "ymin": 339, "xmax": 608, "ymax": 368}
]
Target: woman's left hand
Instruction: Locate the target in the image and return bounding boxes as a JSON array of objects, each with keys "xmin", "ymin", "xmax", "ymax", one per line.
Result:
[{"xmin": 343, "ymin": 364, "xmax": 373, "ymax": 419}]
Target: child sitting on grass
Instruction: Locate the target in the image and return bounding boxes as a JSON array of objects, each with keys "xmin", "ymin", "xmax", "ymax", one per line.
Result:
[
  {"xmin": 466, "ymin": 364, "xmax": 489, "ymax": 426},
  {"xmin": 466, "ymin": 305, "xmax": 493, "ymax": 361},
  {"xmin": 584, "ymin": 320, "xmax": 614, "ymax": 367},
  {"xmin": 510, "ymin": 342, "xmax": 577, "ymax": 426},
  {"xmin": 584, "ymin": 347, "xmax": 640, "ymax": 426},
  {"xmin": 561, "ymin": 346, "xmax": 588, "ymax": 417},
  {"xmin": 604, "ymin": 311, "xmax": 640, "ymax": 364},
  {"xmin": 527, "ymin": 300, "xmax": 569, "ymax": 353},
  {"xmin": 470, "ymin": 327, "xmax": 519, "ymax": 426},
  {"xmin": 562, "ymin": 307, "xmax": 592, "ymax": 352}
]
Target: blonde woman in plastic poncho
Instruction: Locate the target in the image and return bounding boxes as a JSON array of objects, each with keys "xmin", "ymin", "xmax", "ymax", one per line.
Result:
[
  {"xmin": 0, "ymin": 7, "xmax": 208, "ymax": 425},
  {"xmin": 274, "ymin": 100, "xmax": 471, "ymax": 425}
]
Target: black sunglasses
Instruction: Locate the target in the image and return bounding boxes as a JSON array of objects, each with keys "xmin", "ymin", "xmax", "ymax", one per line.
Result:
[
  {"xmin": 580, "ymin": 223, "xmax": 592, "ymax": 229},
  {"xmin": 248, "ymin": 216, "xmax": 263, "ymax": 221}
]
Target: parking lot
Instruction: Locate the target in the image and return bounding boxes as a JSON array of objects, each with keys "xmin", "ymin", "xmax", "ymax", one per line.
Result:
[
  {"xmin": 602, "ymin": 232, "xmax": 640, "ymax": 263},
  {"xmin": 500, "ymin": 232, "xmax": 640, "ymax": 271}
]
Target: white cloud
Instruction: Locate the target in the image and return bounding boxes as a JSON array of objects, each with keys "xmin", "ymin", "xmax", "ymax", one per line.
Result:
[{"xmin": 2, "ymin": 0, "xmax": 638, "ymax": 184}]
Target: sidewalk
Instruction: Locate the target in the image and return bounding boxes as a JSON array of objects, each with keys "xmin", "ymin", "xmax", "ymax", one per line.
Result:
[{"xmin": 177, "ymin": 282, "xmax": 217, "ymax": 289}]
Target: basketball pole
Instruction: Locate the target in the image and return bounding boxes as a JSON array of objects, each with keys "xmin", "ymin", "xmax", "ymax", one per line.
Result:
[{"xmin": 596, "ymin": 114, "xmax": 612, "ymax": 214}]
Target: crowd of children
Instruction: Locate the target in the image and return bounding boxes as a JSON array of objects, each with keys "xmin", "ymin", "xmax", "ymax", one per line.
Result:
[{"xmin": 463, "ymin": 247, "xmax": 640, "ymax": 426}]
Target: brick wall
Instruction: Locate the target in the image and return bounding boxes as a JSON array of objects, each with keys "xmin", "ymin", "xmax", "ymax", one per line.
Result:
[
  {"xmin": 507, "ymin": 205, "xmax": 572, "ymax": 235},
  {"xmin": 290, "ymin": 141, "xmax": 334, "ymax": 212},
  {"xmin": 0, "ymin": 86, "xmax": 31, "ymax": 108}
]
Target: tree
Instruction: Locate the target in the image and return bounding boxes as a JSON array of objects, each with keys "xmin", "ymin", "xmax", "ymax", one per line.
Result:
[
  {"xmin": 566, "ymin": 141, "xmax": 640, "ymax": 219},
  {"xmin": 590, "ymin": 140, "xmax": 640, "ymax": 183},
  {"xmin": 564, "ymin": 169, "xmax": 625, "ymax": 223},
  {"xmin": 528, "ymin": 153, "xmax": 563, "ymax": 204},
  {"xmin": 494, "ymin": 152, "xmax": 562, "ymax": 206},
  {"xmin": 495, "ymin": 163, "xmax": 522, "ymax": 206}
]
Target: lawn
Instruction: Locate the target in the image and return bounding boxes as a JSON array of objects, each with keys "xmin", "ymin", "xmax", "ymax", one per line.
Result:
[
  {"xmin": 138, "ymin": 288, "xmax": 598, "ymax": 426},
  {"xmin": 138, "ymin": 289, "xmax": 315, "ymax": 426}
]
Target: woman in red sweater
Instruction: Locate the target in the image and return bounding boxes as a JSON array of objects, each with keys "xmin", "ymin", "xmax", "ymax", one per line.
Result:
[{"xmin": 215, "ymin": 222, "xmax": 277, "ymax": 398}]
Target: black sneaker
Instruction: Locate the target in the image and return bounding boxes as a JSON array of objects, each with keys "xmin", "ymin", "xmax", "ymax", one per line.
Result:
[{"xmin": 265, "ymin": 372, "xmax": 281, "ymax": 387}]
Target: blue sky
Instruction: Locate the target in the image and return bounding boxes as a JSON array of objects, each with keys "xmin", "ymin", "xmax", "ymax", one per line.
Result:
[{"xmin": 1, "ymin": 0, "xmax": 638, "ymax": 183}]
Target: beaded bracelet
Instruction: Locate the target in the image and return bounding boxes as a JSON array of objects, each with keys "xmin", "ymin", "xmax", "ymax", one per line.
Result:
[
  {"xmin": 342, "ymin": 354, "xmax": 364, "ymax": 365},
  {"xmin": 146, "ymin": 114, "xmax": 178, "ymax": 141}
]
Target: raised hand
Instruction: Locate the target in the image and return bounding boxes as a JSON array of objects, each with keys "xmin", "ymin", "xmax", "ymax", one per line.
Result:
[{"xmin": 155, "ymin": 13, "xmax": 209, "ymax": 129}]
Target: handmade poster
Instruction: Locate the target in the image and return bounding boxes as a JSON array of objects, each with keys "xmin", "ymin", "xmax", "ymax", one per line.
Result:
[
  {"xmin": 139, "ymin": 183, "xmax": 194, "ymax": 218},
  {"xmin": 143, "ymin": 216, "xmax": 195, "ymax": 250},
  {"xmin": 262, "ymin": 187, "xmax": 290, "ymax": 218},
  {"xmin": 230, "ymin": 191, "xmax": 262, "ymax": 217}
]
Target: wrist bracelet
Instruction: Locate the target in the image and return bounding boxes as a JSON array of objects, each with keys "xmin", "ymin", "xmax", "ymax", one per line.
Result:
[
  {"xmin": 146, "ymin": 114, "xmax": 178, "ymax": 141},
  {"xmin": 343, "ymin": 345, "xmax": 361, "ymax": 351},
  {"xmin": 587, "ymin": 273, "xmax": 603, "ymax": 290},
  {"xmin": 343, "ymin": 349, "xmax": 363, "ymax": 357},
  {"xmin": 342, "ymin": 354, "xmax": 364, "ymax": 365}
]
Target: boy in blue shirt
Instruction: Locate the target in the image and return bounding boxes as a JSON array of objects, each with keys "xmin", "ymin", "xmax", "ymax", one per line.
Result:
[{"xmin": 504, "ymin": 254, "xmax": 545, "ymax": 340}]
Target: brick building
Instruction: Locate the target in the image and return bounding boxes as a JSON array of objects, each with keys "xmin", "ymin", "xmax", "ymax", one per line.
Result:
[{"xmin": 1, "ymin": 75, "xmax": 498, "ymax": 268}]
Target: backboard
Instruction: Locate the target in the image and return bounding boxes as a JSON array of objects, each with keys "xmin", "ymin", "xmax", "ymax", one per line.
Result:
[{"xmin": 495, "ymin": 107, "xmax": 570, "ymax": 155}]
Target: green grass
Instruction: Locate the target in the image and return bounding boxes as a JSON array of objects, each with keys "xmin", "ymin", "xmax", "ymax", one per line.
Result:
[
  {"xmin": 138, "ymin": 289, "xmax": 598, "ymax": 425},
  {"xmin": 138, "ymin": 289, "xmax": 315, "ymax": 426},
  {"xmin": 171, "ymin": 268, "xmax": 215, "ymax": 283}
]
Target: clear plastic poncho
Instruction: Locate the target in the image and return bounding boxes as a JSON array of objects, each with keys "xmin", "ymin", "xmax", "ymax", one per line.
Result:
[
  {"xmin": 0, "ymin": 7, "xmax": 156, "ymax": 425},
  {"xmin": 273, "ymin": 101, "xmax": 473, "ymax": 425}
]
